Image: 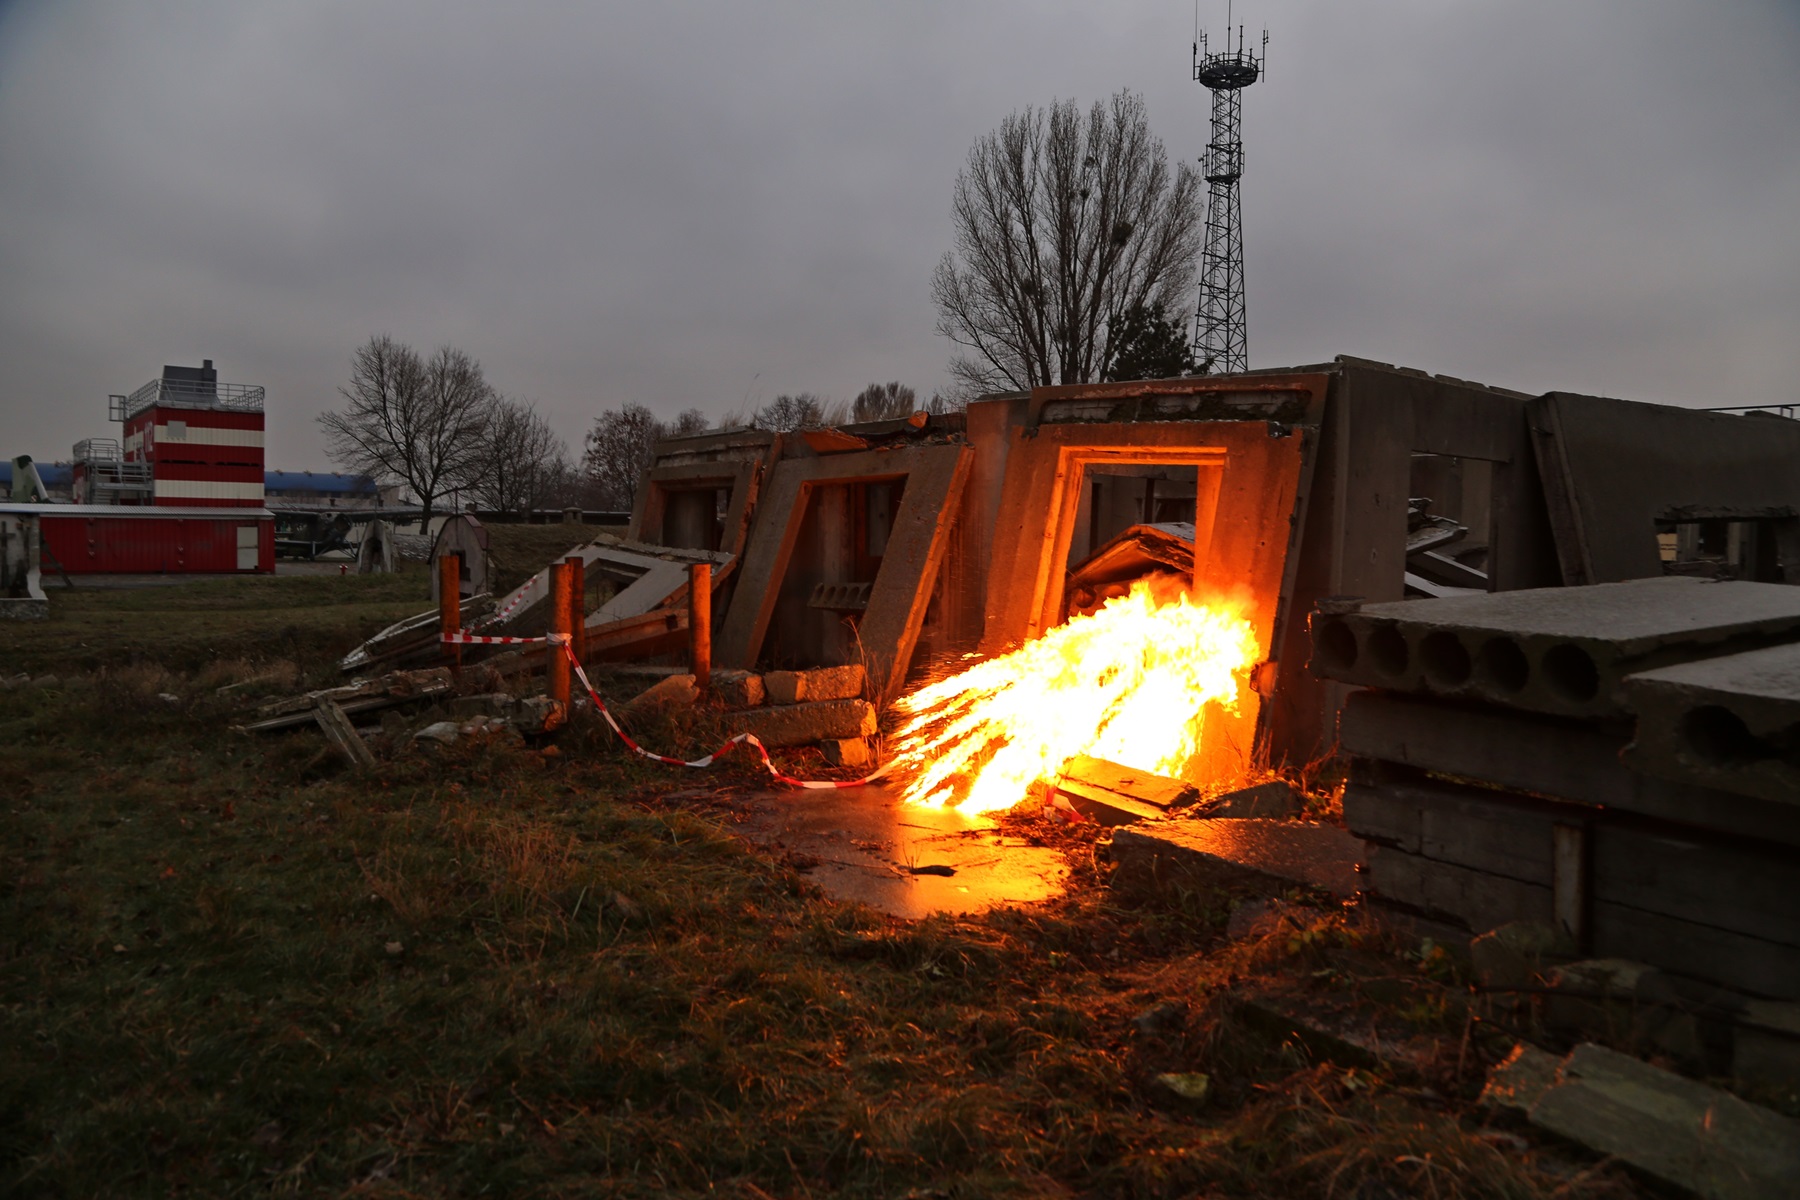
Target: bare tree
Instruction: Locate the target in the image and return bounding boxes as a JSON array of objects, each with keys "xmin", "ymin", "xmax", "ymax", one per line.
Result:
[
  {"xmin": 581, "ymin": 403, "xmax": 664, "ymax": 510},
  {"xmin": 472, "ymin": 397, "xmax": 570, "ymax": 515},
  {"xmin": 668, "ymin": 408, "xmax": 711, "ymax": 436},
  {"xmin": 851, "ymin": 381, "xmax": 918, "ymax": 422},
  {"xmin": 930, "ymin": 89, "xmax": 1206, "ymax": 396},
  {"xmin": 318, "ymin": 336, "xmax": 496, "ymax": 529},
  {"xmin": 753, "ymin": 393, "xmax": 847, "ymax": 432}
]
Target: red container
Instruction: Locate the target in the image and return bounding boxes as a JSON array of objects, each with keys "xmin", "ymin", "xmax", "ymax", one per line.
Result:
[{"xmin": 32, "ymin": 506, "xmax": 274, "ymax": 574}]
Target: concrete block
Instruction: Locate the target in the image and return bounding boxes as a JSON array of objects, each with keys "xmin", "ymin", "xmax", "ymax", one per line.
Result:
[
  {"xmin": 1107, "ymin": 818, "xmax": 1362, "ymax": 901},
  {"xmin": 446, "ymin": 693, "xmax": 517, "ymax": 719},
  {"xmin": 1736, "ymin": 1000, "xmax": 1800, "ymax": 1093},
  {"xmin": 621, "ymin": 673, "xmax": 698, "ymax": 723},
  {"xmin": 1542, "ymin": 959, "xmax": 1706, "ymax": 1069},
  {"xmin": 1470, "ymin": 921, "xmax": 1576, "ymax": 989},
  {"xmin": 1052, "ymin": 755, "xmax": 1198, "ymax": 825},
  {"xmin": 729, "ymin": 698, "xmax": 877, "ymax": 749},
  {"xmin": 820, "ymin": 737, "xmax": 871, "ymax": 768},
  {"xmin": 1310, "ymin": 577, "xmax": 1800, "ymax": 718},
  {"xmin": 1622, "ymin": 641, "xmax": 1800, "ymax": 808},
  {"xmin": 1340, "ymin": 691, "xmax": 1800, "ymax": 846},
  {"xmin": 763, "ymin": 663, "xmax": 865, "ymax": 706},
  {"xmin": 1204, "ymin": 779, "xmax": 1301, "ymax": 819},
  {"xmin": 710, "ymin": 668, "xmax": 765, "ymax": 709},
  {"xmin": 1478, "ymin": 1042, "xmax": 1563, "ymax": 1114},
  {"xmin": 1527, "ymin": 1042, "xmax": 1800, "ymax": 1200},
  {"xmin": 1363, "ymin": 843, "xmax": 1553, "ymax": 930}
]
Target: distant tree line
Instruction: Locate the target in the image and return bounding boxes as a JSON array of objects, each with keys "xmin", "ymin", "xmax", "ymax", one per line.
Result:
[{"xmin": 321, "ymin": 338, "xmax": 964, "ymax": 520}]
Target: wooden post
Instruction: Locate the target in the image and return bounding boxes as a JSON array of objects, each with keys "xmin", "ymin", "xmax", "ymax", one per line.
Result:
[
  {"xmin": 438, "ymin": 551, "xmax": 462, "ymax": 674},
  {"xmin": 562, "ymin": 555, "xmax": 587, "ymax": 668},
  {"xmin": 689, "ymin": 561, "xmax": 712, "ymax": 693},
  {"xmin": 548, "ymin": 560, "xmax": 573, "ymax": 720}
]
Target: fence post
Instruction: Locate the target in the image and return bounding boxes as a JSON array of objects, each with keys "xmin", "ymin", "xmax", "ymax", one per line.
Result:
[
  {"xmin": 689, "ymin": 561, "xmax": 711, "ymax": 693},
  {"xmin": 438, "ymin": 551, "xmax": 462, "ymax": 676},
  {"xmin": 563, "ymin": 555, "xmax": 587, "ymax": 668},
  {"xmin": 548, "ymin": 560, "xmax": 573, "ymax": 723}
]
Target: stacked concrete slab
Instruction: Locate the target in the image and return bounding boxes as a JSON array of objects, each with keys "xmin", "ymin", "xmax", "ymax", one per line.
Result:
[{"xmin": 1313, "ymin": 578, "xmax": 1800, "ymax": 1002}]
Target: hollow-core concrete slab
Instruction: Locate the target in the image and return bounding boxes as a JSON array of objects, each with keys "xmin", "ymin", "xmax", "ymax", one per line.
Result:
[
  {"xmin": 726, "ymin": 784, "xmax": 1068, "ymax": 919},
  {"xmin": 1623, "ymin": 641, "xmax": 1800, "ymax": 807},
  {"xmin": 1311, "ymin": 577, "xmax": 1800, "ymax": 717}
]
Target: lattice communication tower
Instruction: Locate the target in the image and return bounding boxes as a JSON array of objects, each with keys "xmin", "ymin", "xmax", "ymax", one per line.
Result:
[{"xmin": 1192, "ymin": 18, "xmax": 1266, "ymax": 375}]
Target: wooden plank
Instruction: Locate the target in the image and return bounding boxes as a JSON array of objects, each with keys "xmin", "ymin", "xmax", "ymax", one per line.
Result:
[{"xmin": 313, "ymin": 698, "xmax": 377, "ymax": 768}]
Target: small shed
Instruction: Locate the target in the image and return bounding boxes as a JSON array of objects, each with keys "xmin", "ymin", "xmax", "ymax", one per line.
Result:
[{"xmin": 431, "ymin": 514, "xmax": 490, "ymax": 601}]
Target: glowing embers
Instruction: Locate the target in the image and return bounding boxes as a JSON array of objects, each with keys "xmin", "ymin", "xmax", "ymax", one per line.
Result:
[{"xmin": 889, "ymin": 577, "xmax": 1258, "ymax": 815}]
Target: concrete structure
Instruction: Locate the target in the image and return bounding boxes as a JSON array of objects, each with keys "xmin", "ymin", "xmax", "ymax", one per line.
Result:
[
  {"xmin": 1530, "ymin": 391, "xmax": 1800, "ymax": 586},
  {"xmin": 1311, "ymin": 577, "xmax": 1800, "ymax": 718},
  {"xmin": 1623, "ymin": 641, "xmax": 1800, "ymax": 805},
  {"xmin": 627, "ymin": 427, "xmax": 781, "ymax": 557},
  {"xmin": 715, "ymin": 438, "xmax": 971, "ymax": 707}
]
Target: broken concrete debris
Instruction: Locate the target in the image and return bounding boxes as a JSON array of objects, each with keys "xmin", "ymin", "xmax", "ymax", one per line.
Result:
[
  {"xmin": 1201, "ymin": 779, "xmax": 1301, "ymax": 820},
  {"xmin": 1485, "ymin": 1042, "xmax": 1800, "ymax": 1200},
  {"xmin": 243, "ymin": 668, "xmax": 454, "ymax": 732},
  {"xmin": 1052, "ymin": 755, "xmax": 1198, "ymax": 825},
  {"xmin": 1107, "ymin": 818, "xmax": 1362, "ymax": 901}
]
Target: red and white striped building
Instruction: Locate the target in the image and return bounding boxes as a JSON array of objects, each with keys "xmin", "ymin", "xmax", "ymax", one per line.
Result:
[
  {"xmin": 118, "ymin": 360, "xmax": 266, "ymax": 507},
  {"xmin": 47, "ymin": 361, "xmax": 277, "ymax": 573}
]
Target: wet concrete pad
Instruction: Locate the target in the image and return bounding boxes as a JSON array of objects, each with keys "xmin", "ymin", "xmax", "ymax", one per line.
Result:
[{"xmin": 726, "ymin": 784, "xmax": 1068, "ymax": 919}]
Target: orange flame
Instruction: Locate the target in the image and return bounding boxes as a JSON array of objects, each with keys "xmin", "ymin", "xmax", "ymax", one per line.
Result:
[{"xmin": 888, "ymin": 577, "xmax": 1260, "ymax": 814}]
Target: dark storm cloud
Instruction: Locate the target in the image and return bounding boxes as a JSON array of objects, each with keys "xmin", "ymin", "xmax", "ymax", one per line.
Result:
[{"xmin": 1, "ymin": 1, "xmax": 1796, "ymax": 467}]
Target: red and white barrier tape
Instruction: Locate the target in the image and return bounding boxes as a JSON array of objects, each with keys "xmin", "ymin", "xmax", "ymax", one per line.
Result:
[
  {"xmin": 477, "ymin": 577, "xmax": 542, "ymax": 628},
  {"xmin": 442, "ymin": 631, "xmax": 565, "ymax": 646}
]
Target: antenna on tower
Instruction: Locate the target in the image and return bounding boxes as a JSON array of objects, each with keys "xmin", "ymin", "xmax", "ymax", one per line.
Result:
[{"xmin": 1191, "ymin": 6, "xmax": 1266, "ymax": 375}]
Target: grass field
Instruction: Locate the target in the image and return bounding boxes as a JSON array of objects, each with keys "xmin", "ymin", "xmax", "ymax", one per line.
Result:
[{"xmin": 0, "ymin": 576, "xmax": 1642, "ymax": 1198}]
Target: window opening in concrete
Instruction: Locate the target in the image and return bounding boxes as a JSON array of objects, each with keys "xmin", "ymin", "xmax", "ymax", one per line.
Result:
[{"xmin": 1658, "ymin": 518, "xmax": 1789, "ymax": 582}]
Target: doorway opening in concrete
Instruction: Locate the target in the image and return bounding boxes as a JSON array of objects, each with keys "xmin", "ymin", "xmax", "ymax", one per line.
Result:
[{"xmin": 764, "ymin": 475, "xmax": 909, "ymax": 671}]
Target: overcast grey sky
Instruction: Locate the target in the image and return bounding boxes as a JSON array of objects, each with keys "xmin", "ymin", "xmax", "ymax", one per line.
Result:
[{"xmin": 2, "ymin": 1, "xmax": 1796, "ymax": 469}]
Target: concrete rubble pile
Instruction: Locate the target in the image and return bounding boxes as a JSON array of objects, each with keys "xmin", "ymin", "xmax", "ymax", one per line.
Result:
[
  {"xmin": 1311, "ymin": 576, "xmax": 1800, "ymax": 1078},
  {"xmin": 620, "ymin": 663, "xmax": 878, "ymax": 763}
]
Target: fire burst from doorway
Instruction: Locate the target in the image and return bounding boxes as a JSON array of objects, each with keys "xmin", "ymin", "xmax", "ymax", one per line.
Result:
[{"xmin": 889, "ymin": 578, "xmax": 1259, "ymax": 814}]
